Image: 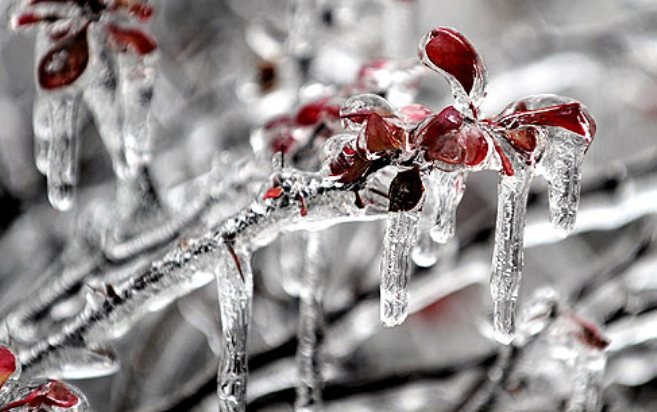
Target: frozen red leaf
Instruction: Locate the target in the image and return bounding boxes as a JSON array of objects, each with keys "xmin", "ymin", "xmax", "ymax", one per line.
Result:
[
  {"xmin": 503, "ymin": 127, "xmax": 539, "ymax": 153},
  {"xmin": 38, "ymin": 27, "xmax": 90, "ymax": 89},
  {"xmin": 496, "ymin": 103, "xmax": 596, "ymax": 143},
  {"xmin": 263, "ymin": 186, "xmax": 284, "ymax": 200},
  {"xmin": 421, "ymin": 27, "xmax": 484, "ymax": 96},
  {"xmin": 107, "ymin": 24, "xmax": 157, "ymax": 55},
  {"xmin": 330, "ymin": 144, "xmax": 370, "ymax": 184},
  {"xmin": 0, "ymin": 346, "xmax": 16, "ymax": 389},
  {"xmin": 363, "ymin": 113, "xmax": 403, "ymax": 153},
  {"xmin": 415, "ymin": 106, "xmax": 488, "ymax": 167},
  {"xmin": 0, "ymin": 380, "xmax": 78, "ymax": 411}
]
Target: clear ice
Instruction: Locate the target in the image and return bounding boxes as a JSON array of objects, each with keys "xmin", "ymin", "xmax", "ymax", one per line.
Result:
[
  {"xmin": 490, "ymin": 169, "xmax": 533, "ymax": 344},
  {"xmin": 295, "ymin": 231, "xmax": 328, "ymax": 412},
  {"xmin": 412, "ymin": 170, "xmax": 466, "ymax": 267},
  {"xmin": 216, "ymin": 245, "xmax": 253, "ymax": 412},
  {"xmin": 380, "ymin": 211, "xmax": 420, "ymax": 327}
]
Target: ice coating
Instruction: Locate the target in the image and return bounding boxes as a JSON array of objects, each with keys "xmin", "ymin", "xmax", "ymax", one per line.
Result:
[
  {"xmin": 295, "ymin": 231, "xmax": 328, "ymax": 412},
  {"xmin": 216, "ymin": 245, "xmax": 253, "ymax": 412},
  {"xmin": 380, "ymin": 211, "xmax": 420, "ymax": 327}
]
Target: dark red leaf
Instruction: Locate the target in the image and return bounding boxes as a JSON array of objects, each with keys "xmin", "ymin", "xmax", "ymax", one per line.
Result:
[
  {"xmin": 0, "ymin": 346, "xmax": 15, "ymax": 389},
  {"xmin": 503, "ymin": 127, "xmax": 538, "ymax": 153},
  {"xmin": 15, "ymin": 13, "xmax": 62, "ymax": 27},
  {"xmin": 38, "ymin": 27, "xmax": 89, "ymax": 90},
  {"xmin": 363, "ymin": 113, "xmax": 403, "ymax": 153},
  {"xmin": 496, "ymin": 103, "xmax": 596, "ymax": 142},
  {"xmin": 422, "ymin": 27, "xmax": 484, "ymax": 95},
  {"xmin": 388, "ymin": 167, "xmax": 424, "ymax": 212},
  {"xmin": 0, "ymin": 380, "xmax": 78, "ymax": 411},
  {"xmin": 569, "ymin": 313, "xmax": 610, "ymax": 351},
  {"xmin": 330, "ymin": 144, "xmax": 370, "ymax": 184},
  {"xmin": 415, "ymin": 106, "xmax": 489, "ymax": 167},
  {"xmin": 107, "ymin": 24, "xmax": 157, "ymax": 55}
]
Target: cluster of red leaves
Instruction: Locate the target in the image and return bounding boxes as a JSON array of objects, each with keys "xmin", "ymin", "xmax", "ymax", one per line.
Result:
[
  {"xmin": 14, "ymin": 0, "xmax": 156, "ymax": 90},
  {"xmin": 327, "ymin": 27, "xmax": 596, "ymax": 211},
  {"xmin": 264, "ymin": 97, "xmax": 341, "ymax": 155},
  {"xmin": 0, "ymin": 346, "xmax": 80, "ymax": 411}
]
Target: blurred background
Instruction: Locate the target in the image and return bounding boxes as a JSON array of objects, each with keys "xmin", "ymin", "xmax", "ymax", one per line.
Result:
[{"xmin": 1, "ymin": 0, "xmax": 657, "ymax": 411}]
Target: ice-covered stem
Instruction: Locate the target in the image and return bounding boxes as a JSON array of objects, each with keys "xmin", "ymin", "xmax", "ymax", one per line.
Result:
[
  {"xmin": 295, "ymin": 231, "xmax": 328, "ymax": 412},
  {"xmin": 380, "ymin": 211, "xmax": 420, "ymax": 327},
  {"xmin": 44, "ymin": 94, "xmax": 82, "ymax": 211},
  {"xmin": 490, "ymin": 169, "xmax": 533, "ymax": 344},
  {"xmin": 16, "ymin": 171, "xmax": 372, "ymax": 376},
  {"xmin": 216, "ymin": 245, "xmax": 253, "ymax": 412}
]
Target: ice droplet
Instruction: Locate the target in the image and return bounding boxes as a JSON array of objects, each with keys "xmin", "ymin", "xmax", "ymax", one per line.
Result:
[
  {"xmin": 490, "ymin": 169, "xmax": 533, "ymax": 344},
  {"xmin": 295, "ymin": 231, "xmax": 328, "ymax": 412},
  {"xmin": 380, "ymin": 211, "xmax": 420, "ymax": 327},
  {"xmin": 45, "ymin": 94, "xmax": 82, "ymax": 211},
  {"xmin": 216, "ymin": 245, "xmax": 253, "ymax": 412}
]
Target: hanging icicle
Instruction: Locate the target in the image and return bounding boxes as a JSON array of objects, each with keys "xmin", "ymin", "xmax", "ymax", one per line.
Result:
[
  {"xmin": 216, "ymin": 243, "xmax": 253, "ymax": 412},
  {"xmin": 295, "ymin": 231, "xmax": 329, "ymax": 412}
]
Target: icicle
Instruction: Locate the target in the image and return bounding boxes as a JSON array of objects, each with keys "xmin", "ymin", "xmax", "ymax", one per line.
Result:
[
  {"xmin": 32, "ymin": 94, "xmax": 51, "ymax": 175},
  {"xmin": 412, "ymin": 170, "xmax": 465, "ymax": 267},
  {"xmin": 216, "ymin": 244, "xmax": 253, "ymax": 412},
  {"xmin": 295, "ymin": 231, "xmax": 328, "ymax": 412},
  {"xmin": 380, "ymin": 211, "xmax": 420, "ymax": 327},
  {"xmin": 117, "ymin": 52, "xmax": 156, "ymax": 175},
  {"xmin": 490, "ymin": 169, "xmax": 533, "ymax": 344},
  {"xmin": 279, "ymin": 232, "xmax": 308, "ymax": 297},
  {"xmin": 45, "ymin": 94, "xmax": 82, "ymax": 211},
  {"xmin": 431, "ymin": 170, "xmax": 466, "ymax": 243},
  {"xmin": 567, "ymin": 352, "xmax": 606, "ymax": 412},
  {"xmin": 542, "ymin": 132, "xmax": 587, "ymax": 237}
]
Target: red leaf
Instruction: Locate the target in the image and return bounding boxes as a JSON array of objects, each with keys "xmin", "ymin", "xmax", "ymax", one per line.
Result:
[
  {"xmin": 107, "ymin": 24, "xmax": 157, "ymax": 55},
  {"xmin": 0, "ymin": 380, "xmax": 78, "ymax": 411},
  {"xmin": 363, "ymin": 113, "xmax": 403, "ymax": 153},
  {"xmin": 0, "ymin": 346, "xmax": 16, "ymax": 389},
  {"xmin": 496, "ymin": 103, "xmax": 596, "ymax": 142},
  {"xmin": 330, "ymin": 144, "xmax": 371, "ymax": 184},
  {"xmin": 415, "ymin": 106, "xmax": 489, "ymax": 167},
  {"xmin": 503, "ymin": 127, "xmax": 538, "ymax": 153},
  {"xmin": 38, "ymin": 27, "xmax": 89, "ymax": 90},
  {"xmin": 263, "ymin": 186, "xmax": 284, "ymax": 200},
  {"xmin": 14, "ymin": 13, "xmax": 61, "ymax": 27},
  {"xmin": 422, "ymin": 27, "xmax": 484, "ymax": 95}
]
